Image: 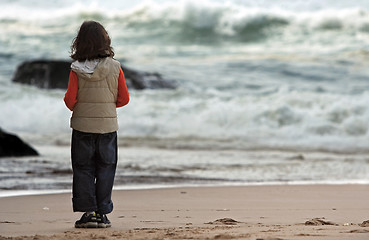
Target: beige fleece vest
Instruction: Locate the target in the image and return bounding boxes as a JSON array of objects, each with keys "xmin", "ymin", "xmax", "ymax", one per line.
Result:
[{"xmin": 70, "ymin": 57, "xmax": 121, "ymax": 133}]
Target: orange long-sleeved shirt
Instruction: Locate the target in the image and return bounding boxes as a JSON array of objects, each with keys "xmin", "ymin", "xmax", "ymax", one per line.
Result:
[{"xmin": 64, "ymin": 68, "xmax": 129, "ymax": 111}]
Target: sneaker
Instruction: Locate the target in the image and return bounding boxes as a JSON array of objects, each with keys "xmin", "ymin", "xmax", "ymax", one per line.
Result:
[
  {"xmin": 75, "ymin": 212, "xmax": 98, "ymax": 228},
  {"xmin": 96, "ymin": 213, "xmax": 111, "ymax": 228}
]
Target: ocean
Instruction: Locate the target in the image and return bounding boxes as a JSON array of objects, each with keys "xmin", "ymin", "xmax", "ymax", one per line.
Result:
[{"xmin": 1, "ymin": 0, "xmax": 369, "ymax": 196}]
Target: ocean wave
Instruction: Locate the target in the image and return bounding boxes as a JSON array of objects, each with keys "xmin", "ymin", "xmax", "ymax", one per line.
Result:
[
  {"xmin": 1, "ymin": 81, "xmax": 369, "ymax": 153},
  {"xmin": 2, "ymin": 1, "xmax": 369, "ymax": 44},
  {"xmin": 111, "ymin": 1, "xmax": 291, "ymax": 43},
  {"xmin": 113, "ymin": 87, "xmax": 369, "ymax": 152},
  {"xmin": 116, "ymin": 3, "xmax": 369, "ymax": 45}
]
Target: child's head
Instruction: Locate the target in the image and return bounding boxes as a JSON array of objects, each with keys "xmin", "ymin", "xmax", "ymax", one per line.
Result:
[{"xmin": 70, "ymin": 21, "xmax": 114, "ymax": 61}]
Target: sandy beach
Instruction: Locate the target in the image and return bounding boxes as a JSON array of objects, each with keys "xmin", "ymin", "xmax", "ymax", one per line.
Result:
[{"xmin": 0, "ymin": 185, "xmax": 369, "ymax": 239}]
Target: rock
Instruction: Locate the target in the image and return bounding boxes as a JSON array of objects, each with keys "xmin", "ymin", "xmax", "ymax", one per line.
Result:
[
  {"xmin": 122, "ymin": 66, "xmax": 176, "ymax": 90},
  {"xmin": 205, "ymin": 218, "xmax": 240, "ymax": 225},
  {"xmin": 12, "ymin": 60, "xmax": 70, "ymax": 89},
  {"xmin": 12, "ymin": 60, "xmax": 177, "ymax": 90},
  {"xmin": 360, "ymin": 220, "xmax": 369, "ymax": 227},
  {"xmin": 0, "ymin": 128, "xmax": 39, "ymax": 157},
  {"xmin": 305, "ymin": 218, "xmax": 336, "ymax": 226},
  {"xmin": 256, "ymin": 238, "xmax": 285, "ymax": 240}
]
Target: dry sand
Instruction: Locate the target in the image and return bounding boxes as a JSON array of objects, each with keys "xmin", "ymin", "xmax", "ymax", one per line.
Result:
[{"xmin": 1, "ymin": 185, "xmax": 369, "ymax": 240}]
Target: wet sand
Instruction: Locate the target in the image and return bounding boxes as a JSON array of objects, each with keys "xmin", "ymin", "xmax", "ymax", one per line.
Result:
[{"xmin": 1, "ymin": 185, "xmax": 369, "ymax": 240}]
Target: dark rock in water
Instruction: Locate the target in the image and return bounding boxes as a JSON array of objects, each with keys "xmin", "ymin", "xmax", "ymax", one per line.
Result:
[
  {"xmin": 122, "ymin": 67, "xmax": 176, "ymax": 90},
  {"xmin": 12, "ymin": 60, "xmax": 70, "ymax": 89},
  {"xmin": 12, "ymin": 59, "xmax": 177, "ymax": 90},
  {"xmin": 0, "ymin": 128, "xmax": 39, "ymax": 157}
]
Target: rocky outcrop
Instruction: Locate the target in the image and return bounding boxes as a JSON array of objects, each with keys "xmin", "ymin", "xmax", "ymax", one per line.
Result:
[
  {"xmin": 12, "ymin": 60, "xmax": 71, "ymax": 89},
  {"xmin": 0, "ymin": 128, "xmax": 39, "ymax": 157},
  {"xmin": 12, "ymin": 60, "xmax": 177, "ymax": 90},
  {"xmin": 122, "ymin": 67, "xmax": 176, "ymax": 90}
]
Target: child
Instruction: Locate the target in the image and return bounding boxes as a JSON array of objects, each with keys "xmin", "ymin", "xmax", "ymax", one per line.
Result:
[{"xmin": 64, "ymin": 21, "xmax": 129, "ymax": 228}]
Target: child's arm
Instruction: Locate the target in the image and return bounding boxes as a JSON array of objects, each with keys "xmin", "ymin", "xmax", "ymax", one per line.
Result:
[
  {"xmin": 116, "ymin": 68, "xmax": 130, "ymax": 108},
  {"xmin": 64, "ymin": 70, "xmax": 78, "ymax": 111}
]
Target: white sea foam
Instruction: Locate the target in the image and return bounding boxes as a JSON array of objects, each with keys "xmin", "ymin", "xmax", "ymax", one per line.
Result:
[
  {"xmin": 3, "ymin": 84, "xmax": 368, "ymax": 153},
  {"xmin": 115, "ymin": 87, "xmax": 369, "ymax": 152}
]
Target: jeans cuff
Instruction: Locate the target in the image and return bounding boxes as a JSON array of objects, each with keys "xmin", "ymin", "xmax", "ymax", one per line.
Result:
[
  {"xmin": 97, "ymin": 201, "xmax": 113, "ymax": 214},
  {"xmin": 72, "ymin": 197, "xmax": 97, "ymax": 212}
]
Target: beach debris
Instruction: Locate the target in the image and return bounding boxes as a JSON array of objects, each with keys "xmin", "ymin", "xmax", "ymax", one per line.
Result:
[
  {"xmin": 256, "ymin": 237, "xmax": 285, "ymax": 240},
  {"xmin": 305, "ymin": 218, "xmax": 336, "ymax": 226},
  {"xmin": 343, "ymin": 223, "xmax": 354, "ymax": 226},
  {"xmin": 165, "ymin": 231, "xmax": 175, "ymax": 237},
  {"xmin": 206, "ymin": 218, "xmax": 240, "ymax": 225},
  {"xmin": 295, "ymin": 233, "xmax": 323, "ymax": 237},
  {"xmin": 360, "ymin": 220, "xmax": 369, "ymax": 227},
  {"xmin": 214, "ymin": 234, "xmax": 234, "ymax": 239},
  {"xmin": 347, "ymin": 229, "xmax": 369, "ymax": 233}
]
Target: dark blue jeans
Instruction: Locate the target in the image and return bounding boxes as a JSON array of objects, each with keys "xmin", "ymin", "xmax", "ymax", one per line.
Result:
[{"xmin": 71, "ymin": 129, "xmax": 117, "ymax": 214}]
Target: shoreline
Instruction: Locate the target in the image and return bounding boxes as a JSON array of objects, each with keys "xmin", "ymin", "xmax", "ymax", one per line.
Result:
[
  {"xmin": 1, "ymin": 184, "xmax": 369, "ymax": 239},
  {"xmin": 3, "ymin": 144, "xmax": 369, "ymax": 192},
  {"xmin": 2, "ymin": 181, "xmax": 369, "ymax": 198}
]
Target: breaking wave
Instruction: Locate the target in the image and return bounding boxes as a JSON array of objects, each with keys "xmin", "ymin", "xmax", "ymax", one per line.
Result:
[{"xmin": 2, "ymin": 0, "xmax": 369, "ymax": 44}]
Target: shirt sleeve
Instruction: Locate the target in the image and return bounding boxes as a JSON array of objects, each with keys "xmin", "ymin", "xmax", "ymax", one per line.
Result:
[
  {"xmin": 64, "ymin": 70, "xmax": 78, "ymax": 111},
  {"xmin": 116, "ymin": 68, "xmax": 130, "ymax": 108}
]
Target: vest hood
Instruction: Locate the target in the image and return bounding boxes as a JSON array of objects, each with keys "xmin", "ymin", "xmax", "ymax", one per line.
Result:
[{"xmin": 72, "ymin": 57, "xmax": 113, "ymax": 82}]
